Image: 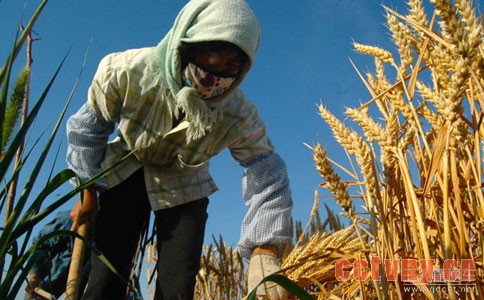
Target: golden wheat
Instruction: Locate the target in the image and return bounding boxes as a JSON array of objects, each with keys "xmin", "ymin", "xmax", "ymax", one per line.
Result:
[
  {"xmin": 353, "ymin": 43, "xmax": 396, "ymax": 65},
  {"xmin": 312, "ymin": 144, "xmax": 353, "ymax": 214},
  {"xmin": 387, "ymin": 13, "xmax": 416, "ymax": 76},
  {"xmin": 182, "ymin": 1, "xmax": 484, "ymax": 299},
  {"xmin": 310, "ymin": 0, "xmax": 483, "ymax": 298}
]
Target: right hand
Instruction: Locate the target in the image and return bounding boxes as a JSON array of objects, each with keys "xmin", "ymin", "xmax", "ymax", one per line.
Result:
[
  {"xmin": 247, "ymin": 252, "xmax": 289, "ymax": 300},
  {"xmin": 70, "ymin": 188, "xmax": 98, "ymax": 231}
]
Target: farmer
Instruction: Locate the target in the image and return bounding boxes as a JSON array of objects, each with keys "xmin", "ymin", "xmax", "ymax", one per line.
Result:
[
  {"xmin": 24, "ymin": 211, "xmax": 79, "ymax": 300},
  {"xmin": 66, "ymin": 0, "xmax": 293, "ymax": 299}
]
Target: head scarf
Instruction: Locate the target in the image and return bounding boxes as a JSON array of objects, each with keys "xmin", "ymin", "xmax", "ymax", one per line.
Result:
[{"xmin": 143, "ymin": 0, "xmax": 261, "ymax": 143}]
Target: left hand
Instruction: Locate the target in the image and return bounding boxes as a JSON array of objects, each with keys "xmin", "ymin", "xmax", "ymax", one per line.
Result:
[
  {"xmin": 247, "ymin": 246, "xmax": 288, "ymax": 300},
  {"xmin": 25, "ymin": 273, "xmax": 42, "ymax": 295}
]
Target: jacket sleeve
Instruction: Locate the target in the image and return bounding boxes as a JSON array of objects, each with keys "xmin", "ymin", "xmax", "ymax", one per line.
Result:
[
  {"xmin": 237, "ymin": 153, "xmax": 293, "ymax": 258},
  {"xmin": 228, "ymin": 100, "xmax": 293, "ymax": 258},
  {"xmin": 66, "ymin": 103, "xmax": 114, "ymax": 189},
  {"xmin": 66, "ymin": 54, "xmax": 125, "ymax": 188}
]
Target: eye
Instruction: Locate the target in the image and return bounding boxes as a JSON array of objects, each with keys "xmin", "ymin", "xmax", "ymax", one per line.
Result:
[
  {"xmin": 207, "ymin": 55, "xmax": 220, "ymax": 65},
  {"xmin": 228, "ymin": 60, "xmax": 242, "ymax": 68}
]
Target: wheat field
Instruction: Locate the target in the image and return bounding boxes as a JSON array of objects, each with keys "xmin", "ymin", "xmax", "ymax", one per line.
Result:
[{"xmin": 290, "ymin": 0, "xmax": 483, "ymax": 298}]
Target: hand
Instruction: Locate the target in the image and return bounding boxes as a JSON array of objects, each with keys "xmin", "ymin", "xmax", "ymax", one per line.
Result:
[
  {"xmin": 25, "ymin": 273, "xmax": 41, "ymax": 295},
  {"xmin": 70, "ymin": 188, "xmax": 98, "ymax": 231},
  {"xmin": 247, "ymin": 247, "xmax": 288, "ymax": 300}
]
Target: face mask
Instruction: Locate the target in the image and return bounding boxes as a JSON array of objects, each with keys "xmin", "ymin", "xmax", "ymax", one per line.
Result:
[{"xmin": 182, "ymin": 63, "xmax": 237, "ymax": 99}]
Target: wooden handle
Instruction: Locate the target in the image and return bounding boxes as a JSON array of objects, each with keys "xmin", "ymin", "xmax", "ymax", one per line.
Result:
[
  {"xmin": 33, "ymin": 287, "xmax": 56, "ymax": 299},
  {"xmin": 65, "ymin": 222, "xmax": 89, "ymax": 300}
]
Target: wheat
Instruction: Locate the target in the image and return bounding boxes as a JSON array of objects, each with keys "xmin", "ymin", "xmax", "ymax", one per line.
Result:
[
  {"xmin": 408, "ymin": 0, "xmax": 429, "ymax": 31},
  {"xmin": 387, "ymin": 13, "xmax": 416, "ymax": 76},
  {"xmin": 194, "ymin": 239, "xmax": 247, "ymax": 300},
  {"xmin": 319, "ymin": 105, "xmax": 380, "ymax": 201},
  {"xmin": 312, "ymin": 144, "xmax": 353, "ymax": 214},
  {"xmin": 456, "ymin": 0, "xmax": 482, "ymax": 67},
  {"xmin": 346, "ymin": 108, "xmax": 382, "ymax": 144},
  {"xmin": 375, "ymin": 58, "xmax": 391, "ymax": 92},
  {"xmin": 318, "ymin": 105, "xmax": 356, "ymax": 155},
  {"xmin": 188, "ymin": 1, "xmax": 483, "ymax": 299},
  {"xmin": 352, "ymin": 132, "xmax": 381, "ymax": 203},
  {"xmin": 283, "ymin": 226, "xmax": 364, "ymax": 283},
  {"xmin": 432, "ymin": 0, "xmax": 465, "ymax": 56},
  {"xmin": 353, "ymin": 43, "xmax": 396, "ymax": 65},
  {"xmin": 419, "ymin": 102, "xmax": 441, "ymax": 130},
  {"xmin": 308, "ymin": 1, "xmax": 483, "ymax": 298},
  {"xmin": 429, "ymin": 45, "xmax": 453, "ymax": 89}
]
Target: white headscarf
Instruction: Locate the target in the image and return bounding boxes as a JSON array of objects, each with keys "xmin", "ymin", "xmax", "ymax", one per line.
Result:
[{"xmin": 143, "ymin": 0, "xmax": 261, "ymax": 142}]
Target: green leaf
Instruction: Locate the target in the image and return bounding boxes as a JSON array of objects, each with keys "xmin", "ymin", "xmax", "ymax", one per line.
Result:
[{"xmin": 246, "ymin": 274, "xmax": 315, "ymax": 300}]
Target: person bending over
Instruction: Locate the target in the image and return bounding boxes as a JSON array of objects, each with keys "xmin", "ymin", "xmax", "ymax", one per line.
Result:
[{"xmin": 67, "ymin": 0, "xmax": 293, "ymax": 299}]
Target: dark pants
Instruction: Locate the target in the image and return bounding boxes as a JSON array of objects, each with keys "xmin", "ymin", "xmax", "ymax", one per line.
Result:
[{"xmin": 81, "ymin": 169, "xmax": 208, "ymax": 300}]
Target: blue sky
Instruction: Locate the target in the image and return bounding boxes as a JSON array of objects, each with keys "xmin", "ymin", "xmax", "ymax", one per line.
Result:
[
  {"xmin": 0, "ymin": 0, "xmax": 419, "ymax": 248},
  {"xmin": 1, "ymin": 0, "xmax": 426, "ymax": 296}
]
